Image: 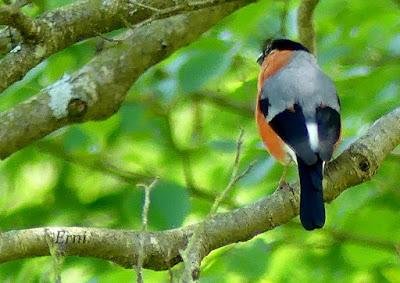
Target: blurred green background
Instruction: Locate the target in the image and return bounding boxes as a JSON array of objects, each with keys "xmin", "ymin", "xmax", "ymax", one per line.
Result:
[{"xmin": 0, "ymin": 0, "xmax": 400, "ymax": 282}]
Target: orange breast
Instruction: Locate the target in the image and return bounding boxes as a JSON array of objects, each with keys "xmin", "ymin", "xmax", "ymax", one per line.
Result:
[
  {"xmin": 256, "ymin": 50, "xmax": 294, "ymax": 164},
  {"xmin": 257, "ymin": 50, "xmax": 293, "ymax": 90},
  {"xmin": 256, "ymin": 110, "xmax": 288, "ymax": 163}
]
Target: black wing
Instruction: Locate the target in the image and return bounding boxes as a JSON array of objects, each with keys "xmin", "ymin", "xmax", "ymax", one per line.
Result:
[
  {"xmin": 269, "ymin": 104, "xmax": 318, "ymax": 165},
  {"xmin": 316, "ymin": 106, "xmax": 341, "ymax": 161}
]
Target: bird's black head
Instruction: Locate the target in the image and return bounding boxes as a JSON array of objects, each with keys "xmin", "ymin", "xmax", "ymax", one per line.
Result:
[{"xmin": 257, "ymin": 39, "xmax": 310, "ymax": 65}]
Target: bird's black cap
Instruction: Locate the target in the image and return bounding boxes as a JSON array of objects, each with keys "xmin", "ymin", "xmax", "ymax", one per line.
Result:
[{"xmin": 257, "ymin": 39, "xmax": 310, "ymax": 65}]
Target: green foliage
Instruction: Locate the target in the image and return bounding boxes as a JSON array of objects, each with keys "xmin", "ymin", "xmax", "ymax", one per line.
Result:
[
  {"xmin": 147, "ymin": 181, "xmax": 190, "ymax": 230},
  {"xmin": 178, "ymin": 39, "xmax": 233, "ymax": 92},
  {"xmin": 0, "ymin": 0, "xmax": 400, "ymax": 282}
]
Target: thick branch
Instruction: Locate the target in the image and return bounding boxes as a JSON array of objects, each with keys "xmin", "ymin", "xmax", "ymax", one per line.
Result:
[
  {"xmin": 0, "ymin": 1, "xmax": 251, "ymax": 160},
  {"xmin": 0, "ymin": 0, "xmax": 255, "ymax": 93},
  {"xmin": 297, "ymin": 0, "xmax": 319, "ymax": 53},
  {"xmin": 1, "ymin": 107, "xmax": 399, "ymax": 269},
  {"xmin": 0, "ymin": 2, "xmax": 39, "ymax": 41}
]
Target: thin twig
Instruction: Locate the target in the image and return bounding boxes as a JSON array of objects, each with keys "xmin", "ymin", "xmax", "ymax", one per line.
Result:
[
  {"xmin": 297, "ymin": 0, "xmax": 319, "ymax": 54},
  {"xmin": 14, "ymin": 0, "xmax": 32, "ymax": 9},
  {"xmin": 137, "ymin": 177, "xmax": 159, "ymax": 231},
  {"xmin": 191, "ymin": 97, "xmax": 203, "ymax": 144},
  {"xmin": 232, "ymin": 128, "xmax": 245, "ymax": 177},
  {"xmin": 130, "ymin": 1, "xmax": 161, "ymax": 12},
  {"xmin": 209, "ymin": 129, "xmax": 255, "ymax": 216},
  {"xmin": 119, "ymin": 14, "xmax": 135, "ymax": 29},
  {"xmin": 128, "ymin": 0, "xmax": 248, "ymax": 31},
  {"xmin": 136, "ymin": 177, "xmax": 159, "ymax": 283},
  {"xmin": 95, "ymin": 32, "xmax": 122, "ymax": 43},
  {"xmin": 279, "ymin": 0, "xmax": 290, "ymax": 37},
  {"xmin": 0, "ymin": 0, "xmax": 252, "ymax": 93},
  {"xmin": 45, "ymin": 229, "xmax": 64, "ymax": 283},
  {"xmin": 162, "ymin": 112, "xmax": 238, "ymax": 207},
  {"xmin": 181, "ymin": 129, "xmax": 255, "ymax": 282}
]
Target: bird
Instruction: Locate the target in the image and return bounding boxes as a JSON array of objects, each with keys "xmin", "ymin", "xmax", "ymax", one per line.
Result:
[{"xmin": 255, "ymin": 39, "xmax": 341, "ymax": 230}]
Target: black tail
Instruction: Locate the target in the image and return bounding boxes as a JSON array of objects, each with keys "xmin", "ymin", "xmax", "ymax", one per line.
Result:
[{"xmin": 297, "ymin": 156, "xmax": 325, "ymax": 230}]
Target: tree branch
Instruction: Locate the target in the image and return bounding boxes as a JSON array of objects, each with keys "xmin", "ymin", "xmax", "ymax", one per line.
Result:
[
  {"xmin": 0, "ymin": 1, "xmax": 39, "ymax": 41},
  {"xmin": 0, "ymin": 0, "xmax": 255, "ymax": 93},
  {"xmin": 297, "ymin": 0, "xmax": 319, "ymax": 53},
  {"xmin": 1, "ymin": 107, "xmax": 399, "ymax": 270},
  {"xmin": 136, "ymin": 178, "xmax": 158, "ymax": 283},
  {"xmin": 0, "ymin": 1, "xmax": 252, "ymax": 160}
]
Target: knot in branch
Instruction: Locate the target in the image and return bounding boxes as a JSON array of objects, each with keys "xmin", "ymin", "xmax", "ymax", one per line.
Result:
[
  {"xmin": 67, "ymin": 98, "xmax": 88, "ymax": 119},
  {"xmin": 348, "ymin": 143, "xmax": 379, "ymax": 181}
]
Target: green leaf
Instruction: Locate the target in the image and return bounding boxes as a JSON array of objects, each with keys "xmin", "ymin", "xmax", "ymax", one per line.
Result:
[
  {"xmin": 118, "ymin": 104, "xmax": 148, "ymax": 135},
  {"xmin": 225, "ymin": 239, "xmax": 270, "ymax": 281},
  {"xmin": 63, "ymin": 127, "xmax": 92, "ymax": 152},
  {"xmin": 148, "ymin": 181, "xmax": 191, "ymax": 230},
  {"xmin": 178, "ymin": 48, "xmax": 233, "ymax": 93},
  {"xmin": 341, "ymin": 243, "xmax": 395, "ymax": 269}
]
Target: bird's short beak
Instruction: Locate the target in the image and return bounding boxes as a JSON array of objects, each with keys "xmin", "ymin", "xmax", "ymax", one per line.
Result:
[{"xmin": 257, "ymin": 53, "xmax": 265, "ymax": 65}]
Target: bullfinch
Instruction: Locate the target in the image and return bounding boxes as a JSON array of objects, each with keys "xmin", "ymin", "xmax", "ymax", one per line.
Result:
[{"xmin": 255, "ymin": 39, "xmax": 341, "ymax": 230}]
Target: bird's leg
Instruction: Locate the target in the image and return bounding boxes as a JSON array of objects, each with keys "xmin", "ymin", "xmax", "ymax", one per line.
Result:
[{"xmin": 278, "ymin": 165, "xmax": 289, "ymax": 187}]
